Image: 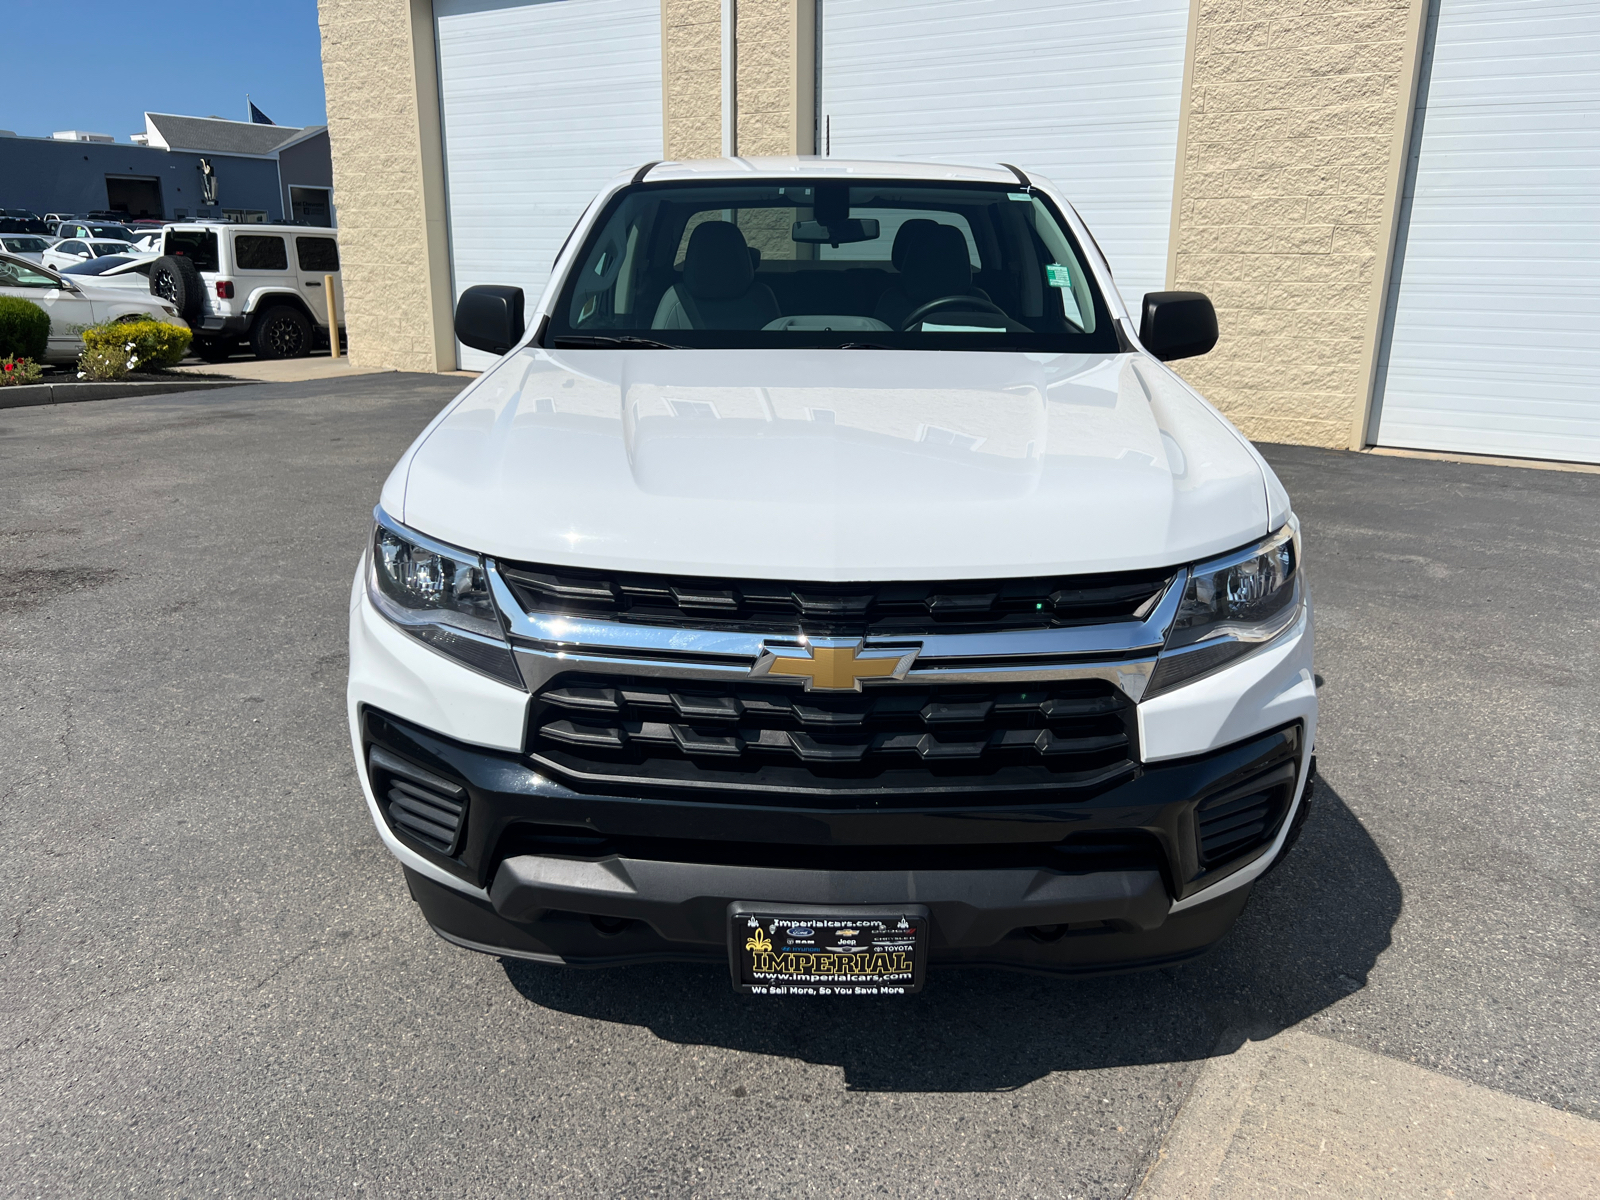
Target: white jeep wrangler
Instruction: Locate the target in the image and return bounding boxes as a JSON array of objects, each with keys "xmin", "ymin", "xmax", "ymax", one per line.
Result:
[{"xmin": 148, "ymin": 222, "xmax": 343, "ymax": 361}]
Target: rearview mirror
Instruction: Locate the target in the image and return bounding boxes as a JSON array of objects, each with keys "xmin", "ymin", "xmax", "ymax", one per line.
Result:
[
  {"xmin": 454, "ymin": 284, "xmax": 525, "ymax": 356},
  {"xmin": 791, "ymin": 218, "xmax": 879, "ymax": 246},
  {"xmin": 1138, "ymin": 291, "xmax": 1218, "ymax": 362}
]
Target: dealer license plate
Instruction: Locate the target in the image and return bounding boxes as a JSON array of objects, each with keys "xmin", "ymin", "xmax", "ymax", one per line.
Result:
[{"xmin": 728, "ymin": 903, "xmax": 929, "ymax": 996}]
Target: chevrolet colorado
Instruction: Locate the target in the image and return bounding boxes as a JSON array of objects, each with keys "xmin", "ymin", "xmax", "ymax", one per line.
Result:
[{"xmin": 348, "ymin": 159, "xmax": 1315, "ymax": 994}]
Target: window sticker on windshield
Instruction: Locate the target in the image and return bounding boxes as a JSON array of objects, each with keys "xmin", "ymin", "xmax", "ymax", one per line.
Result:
[
  {"xmin": 1008, "ymin": 192, "xmax": 1032, "ymax": 202},
  {"xmin": 1046, "ymin": 263, "xmax": 1072, "ymax": 289}
]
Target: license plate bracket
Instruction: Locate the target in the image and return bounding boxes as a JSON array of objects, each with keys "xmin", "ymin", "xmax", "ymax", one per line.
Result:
[{"xmin": 728, "ymin": 902, "xmax": 930, "ymax": 995}]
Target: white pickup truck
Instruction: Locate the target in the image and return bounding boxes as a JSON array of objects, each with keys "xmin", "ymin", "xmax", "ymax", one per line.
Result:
[{"xmin": 348, "ymin": 159, "xmax": 1315, "ymax": 993}]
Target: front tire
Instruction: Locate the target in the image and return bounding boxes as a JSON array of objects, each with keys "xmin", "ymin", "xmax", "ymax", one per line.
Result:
[{"xmin": 249, "ymin": 306, "xmax": 311, "ymax": 359}]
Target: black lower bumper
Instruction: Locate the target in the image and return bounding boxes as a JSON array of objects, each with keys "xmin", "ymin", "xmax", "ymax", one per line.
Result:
[
  {"xmin": 366, "ymin": 710, "xmax": 1303, "ymax": 975},
  {"xmin": 406, "ymin": 865, "xmax": 1251, "ymax": 976}
]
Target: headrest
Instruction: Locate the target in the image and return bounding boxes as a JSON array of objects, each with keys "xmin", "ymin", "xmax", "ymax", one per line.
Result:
[
  {"xmin": 899, "ymin": 223, "xmax": 973, "ymax": 301},
  {"xmin": 891, "ymin": 219, "xmax": 938, "ymax": 271},
  {"xmin": 682, "ymin": 221, "xmax": 754, "ymax": 300}
]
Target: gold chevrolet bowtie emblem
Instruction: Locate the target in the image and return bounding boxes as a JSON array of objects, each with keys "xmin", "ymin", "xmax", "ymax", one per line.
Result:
[{"xmin": 752, "ymin": 639, "xmax": 919, "ymax": 691}]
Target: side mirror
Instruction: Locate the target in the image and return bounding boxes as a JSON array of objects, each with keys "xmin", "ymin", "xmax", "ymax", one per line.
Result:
[
  {"xmin": 454, "ymin": 284, "xmax": 525, "ymax": 355},
  {"xmin": 1138, "ymin": 291, "xmax": 1218, "ymax": 362}
]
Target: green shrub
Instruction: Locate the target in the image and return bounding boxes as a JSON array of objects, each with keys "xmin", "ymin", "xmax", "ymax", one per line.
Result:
[
  {"xmin": 0, "ymin": 355, "xmax": 44, "ymax": 386},
  {"xmin": 78, "ymin": 342, "xmax": 135, "ymax": 381},
  {"xmin": 82, "ymin": 319, "xmax": 193, "ymax": 372},
  {"xmin": 0, "ymin": 296, "xmax": 50, "ymax": 362}
]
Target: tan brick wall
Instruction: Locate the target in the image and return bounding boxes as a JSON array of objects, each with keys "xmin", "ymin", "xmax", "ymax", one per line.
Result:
[
  {"xmin": 663, "ymin": 0, "xmax": 722, "ymax": 159},
  {"xmin": 318, "ymin": 0, "xmax": 454, "ymax": 372},
  {"xmin": 736, "ymin": 0, "xmax": 814, "ymax": 156},
  {"xmin": 1168, "ymin": 0, "xmax": 1428, "ymax": 448}
]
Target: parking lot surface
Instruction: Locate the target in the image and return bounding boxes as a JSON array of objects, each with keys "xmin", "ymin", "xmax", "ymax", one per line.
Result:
[{"xmin": 2, "ymin": 377, "xmax": 1596, "ymax": 1197}]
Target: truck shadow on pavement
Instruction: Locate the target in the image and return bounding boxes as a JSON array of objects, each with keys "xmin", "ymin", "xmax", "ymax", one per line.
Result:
[{"xmin": 501, "ymin": 782, "xmax": 1399, "ymax": 1092}]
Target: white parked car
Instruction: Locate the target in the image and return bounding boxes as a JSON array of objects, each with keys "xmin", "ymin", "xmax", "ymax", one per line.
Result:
[
  {"xmin": 348, "ymin": 159, "xmax": 1316, "ymax": 991},
  {"xmin": 0, "ymin": 253, "xmax": 188, "ymax": 363},
  {"xmin": 53, "ymin": 220, "xmax": 135, "ymax": 243},
  {"xmin": 0, "ymin": 234, "xmax": 52, "ymax": 263},
  {"xmin": 148, "ymin": 223, "xmax": 343, "ymax": 360},
  {"xmin": 40, "ymin": 238, "xmax": 137, "ymax": 272}
]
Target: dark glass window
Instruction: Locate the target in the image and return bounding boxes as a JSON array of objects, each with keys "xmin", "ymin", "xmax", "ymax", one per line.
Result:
[
  {"xmin": 549, "ymin": 179, "xmax": 1115, "ymax": 352},
  {"xmin": 234, "ymin": 234, "xmax": 289, "ymax": 271},
  {"xmin": 164, "ymin": 229, "xmax": 219, "ymax": 272},
  {"xmin": 63, "ymin": 255, "xmax": 135, "ymax": 275},
  {"xmin": 295, "ymin": 236, "xmax": 339, "ymax": 272}
]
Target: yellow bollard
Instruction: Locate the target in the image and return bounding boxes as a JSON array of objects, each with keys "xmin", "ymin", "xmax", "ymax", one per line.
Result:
[{"xmin": 325, "ymin": 274, "xmax": 341, "ymax": 358}]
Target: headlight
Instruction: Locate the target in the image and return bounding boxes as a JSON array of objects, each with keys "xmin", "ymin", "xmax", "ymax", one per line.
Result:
[
  {"xmin": 1146, "ymin": 523, "xmax": 1302, "ymax": 696},
  {"xmin": 367, "ymin": 513, "xmax": 524, "ymax": 688}
]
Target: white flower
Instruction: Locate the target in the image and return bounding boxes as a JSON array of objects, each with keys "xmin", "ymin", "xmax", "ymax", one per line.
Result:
[{"xmin": 78, "ymin": 371, "xmax": 86, "ymax": 379}]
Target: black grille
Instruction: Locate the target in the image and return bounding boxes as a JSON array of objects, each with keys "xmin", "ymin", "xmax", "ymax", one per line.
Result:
[
  {"xmin": 369, "ymin": 746, "xmax": 467, "ymax": 854},
  {"xmin": 499, "ymin": 561, "xmax": 1173, "ymax": 635},
  {"xmin": 1195, "ymin": 759, "xmax": 1297, "ymax": 866},
  {"xmin": 526, "ymin": 673, "xmax": 1138, "ymax": 803}
]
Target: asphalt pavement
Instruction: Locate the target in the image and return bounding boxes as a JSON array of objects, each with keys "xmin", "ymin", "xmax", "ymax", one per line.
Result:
[{"xmin": 1, "ymin": 376, "xmax": 1596, "ymax": 1197}]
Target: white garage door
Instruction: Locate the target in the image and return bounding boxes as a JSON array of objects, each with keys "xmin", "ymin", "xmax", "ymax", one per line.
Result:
[
  {"xmin": 818, "ymin": 0, "xmax": 1191, "ymax": 314},
  {"xmin": 1375, "ymin": 0, "xmax": 1600, "ymax": 463},
  {"xmin": 435, "ymin": 0, "xmax": 662, "ymax": 369}
]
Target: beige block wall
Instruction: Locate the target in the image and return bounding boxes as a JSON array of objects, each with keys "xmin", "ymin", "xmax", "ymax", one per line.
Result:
[
  {"xmin": 1167, "ymin": 0, "xmax": 1428, "ymax": 448},
  {"xmin": 735, "ymin": 0, "xmax": 814, "ymax": 156},
  {"xmin": 663, "ymin": 0, "xmax": 722, "ymax": 159},
  {"xmin": 318, "ymin": 0, "xmax": 455, "ymax": 372}
]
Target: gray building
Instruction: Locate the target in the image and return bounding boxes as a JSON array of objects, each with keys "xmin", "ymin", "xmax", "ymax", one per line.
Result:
[{"xmin": 0, "ymin": 112, "xmax": 333, "ymax": 225}]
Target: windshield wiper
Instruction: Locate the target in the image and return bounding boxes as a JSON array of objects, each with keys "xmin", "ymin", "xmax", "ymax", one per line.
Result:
[
  {"xmin": 835, "ymin": 342, "xmax": 893, "ymax": 350},
  {"xmin": 550, "ymin": 334, "xmax": 677, "ymax": 349}
]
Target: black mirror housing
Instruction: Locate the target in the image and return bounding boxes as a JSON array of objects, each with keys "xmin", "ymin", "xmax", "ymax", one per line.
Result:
[
  {"xmin": 791, "ymin": 218, "xmax": 880, "ymax": 245},
  {"xmin": 454, "ymin": 284, "xmax": 525, "ymax": 355},
  {"xmin": 1138, "ymin": 291, "xmax": 1218, "ymax": 362}
]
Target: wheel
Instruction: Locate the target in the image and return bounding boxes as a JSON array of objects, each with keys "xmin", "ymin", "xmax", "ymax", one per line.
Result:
[
  {"xmin": 900, "ymin": 293, "xmax": 1009, "ymax": 330},
  {"xmin": 148, "ymin": 255, "xmax": 203, "ymax": 320},
  {"xmin": 195, "ymin": 339, "xmax": 235, "ymax": 363},
  {"xmin": 249, "ymin": 306, "xmax": 311, "ymax": 359}
]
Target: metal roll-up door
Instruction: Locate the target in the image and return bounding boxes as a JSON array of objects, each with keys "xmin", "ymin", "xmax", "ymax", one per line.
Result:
[
  {"xmin": 817, "ymin": 0, "xmax": 1191, "ymax": 313},
  {"xmin": 1375, "ymin": 0, "xmax": 1600, "ymax": 463},
  {"xmin": 435, "ymin": 0, "xmax": 662, "ymax": 369}
]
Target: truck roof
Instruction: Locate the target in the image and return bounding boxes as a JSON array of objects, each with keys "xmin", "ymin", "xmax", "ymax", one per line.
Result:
[{"xmin": 640, "ymin": 157, "xmax": 1023, "ymax": 186}]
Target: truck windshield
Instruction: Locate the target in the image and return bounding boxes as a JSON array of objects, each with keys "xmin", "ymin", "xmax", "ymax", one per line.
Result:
[{"xmin": 549, "ymin": 179, "xmax": 1117, "ymax": 352}]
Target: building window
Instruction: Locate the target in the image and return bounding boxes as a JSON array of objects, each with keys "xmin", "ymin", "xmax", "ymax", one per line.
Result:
[{"xmin": 289, "ymin": 187, "xmax": 332, "ymax": 226}]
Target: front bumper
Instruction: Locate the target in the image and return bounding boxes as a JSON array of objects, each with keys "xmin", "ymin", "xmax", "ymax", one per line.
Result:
[
  {"xmin": 360, "ymin": 705, "xmax": 1303, "ymax": 975},
  {"xmin": 348, "ymin": 565, "xmax": 1316, "ymax": 976}
]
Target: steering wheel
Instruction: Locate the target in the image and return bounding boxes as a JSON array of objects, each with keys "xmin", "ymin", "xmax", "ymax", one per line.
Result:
[{"xmin": 900, "ymin": 294, "xmax": 1007, "ymax": 330}]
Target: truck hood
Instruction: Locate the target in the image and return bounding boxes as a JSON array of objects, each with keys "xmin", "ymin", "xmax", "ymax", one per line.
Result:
[{"xmin": 396, "ymin": 348, "xmax": 1272, "ymax": 579}]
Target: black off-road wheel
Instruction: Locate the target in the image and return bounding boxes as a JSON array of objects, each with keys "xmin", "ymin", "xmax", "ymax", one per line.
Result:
[
  {"xmin": 148, "ymin": 255, "xmax": 203, "ymax": 320},
  {"xmin": 249, "ymin": 306, "xmax": 312, "ymax": 359}
]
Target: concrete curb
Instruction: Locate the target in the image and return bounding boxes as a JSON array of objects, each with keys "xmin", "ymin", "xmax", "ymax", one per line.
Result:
[
  {"xmin": 0, "ymin": 378, "xmax": 249, "ymax": 410},
  {"xmin": 1136, "ymin": 1027, "xmax": 1600, "ymax": 1199}
]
